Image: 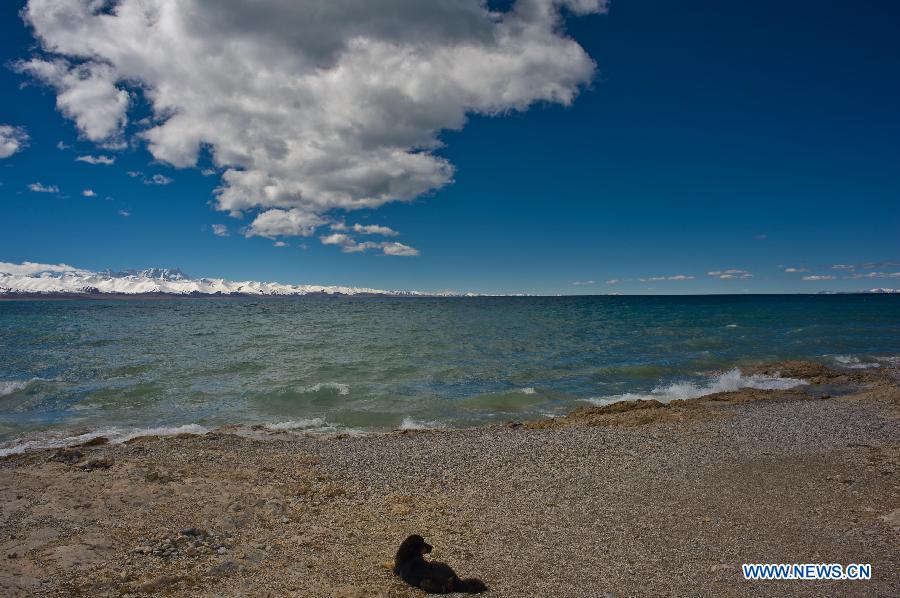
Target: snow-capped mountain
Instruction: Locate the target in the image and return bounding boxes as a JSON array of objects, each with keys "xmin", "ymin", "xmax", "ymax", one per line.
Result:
[{"xmin": 0, "ymin": 261, "xmax": 463, "ymax": 297}]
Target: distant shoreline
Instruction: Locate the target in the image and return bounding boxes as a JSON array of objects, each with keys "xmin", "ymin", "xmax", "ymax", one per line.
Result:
[{"xmin": 2, "ymin": 291, "xmax": 899, "ymax": 301}]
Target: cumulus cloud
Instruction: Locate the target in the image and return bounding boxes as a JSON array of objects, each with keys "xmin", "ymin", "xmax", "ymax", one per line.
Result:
[
  {"xmin": 15, "ymin": 58, "xmax": 128, "ymax": 147},
  {"xmin": 320, "ymin": 233, "xmax": 419, "ymax": 256},
  {"xmin": 0, "ymin": 125, "xmax": 29, "ymax": 158},
  {"xmin": 638, "ymin": 274, "xmax": 695, "ymax": 282},
  {"xmin": 144, "ymin": 174, "xmax": 173, "ymax": 185},
  {"xmin": 28, "ymin": 182, "xmax": 59, "ymax": 193},
  {"xmin": 273, "ymin": 241, "xmax": 288, "ymax": 247},
  {"xmin": 82, "ymin": 189, "xmax": 96, "ymax": 197},
  {"xmin": 708, "ymin": 269, "xmax": 753, "ymax": 280},
  {"xmin": 76, "ymin": 154, "xmax": 116, "ymax": 165},
  {"xmin": 381, "ymin": 242, "xmax": 420, "ymax": 257},
  {"xmin": 211, "ymin": 224, "xmax": 229, "ymax": 237},
  {"xmin": 19, "ymin": 0, "xmax": 606, "ymax": 247},
  {"xmin": 0, "ymin": 261, "xmax": 85, "ymax": 275},
  {"xmin": 248, "ymin": 209, "xmax": 326, "ymax": 238},
  {"xmin": 330, "ymin": 222, "xmax": 399, "ymax": 237},
  {"xmin": 802, "ymin": 275, "xmax": 836, "ymax": 281}
]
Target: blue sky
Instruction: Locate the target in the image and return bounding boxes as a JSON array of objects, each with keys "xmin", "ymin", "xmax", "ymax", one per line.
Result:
[{"xmin": 1, "ymin": 0, "xmax": 898, "ymax": 294}]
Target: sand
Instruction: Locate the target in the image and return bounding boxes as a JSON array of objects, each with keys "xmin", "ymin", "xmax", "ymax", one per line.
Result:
[{"xmin": 1, "ymin": 361, "xmax": 898, "ymax": 597}]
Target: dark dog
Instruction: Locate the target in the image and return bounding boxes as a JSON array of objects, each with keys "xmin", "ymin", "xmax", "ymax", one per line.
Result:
[{"xmin": 394, "ymin": 534, "xmax": 488, "ymax": 594}]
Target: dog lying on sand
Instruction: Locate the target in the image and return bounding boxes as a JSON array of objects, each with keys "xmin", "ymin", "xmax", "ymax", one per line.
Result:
[{"xmin": 394, "ymin": 534, "xmax": 488, "ymax": 594}]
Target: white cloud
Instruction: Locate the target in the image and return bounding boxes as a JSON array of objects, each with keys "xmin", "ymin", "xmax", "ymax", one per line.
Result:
[
  {"xmin": 638, "ymin": 274, "xmax": 695, "ymax": 282},
  {"xmin": 117, "ymin": 209, "xmax": 130, "ymax": 217},
  {"xmin": 273, "ymin": 241, "xmax": 288, "ymax": 247},
  {"xmin": 0, "ymin": 125, "xmax": 29, "ymax": 158},
  {"xmin": 783, "ymin": 267, "xmax": 808, "ymax": 273},
  {"xmin": 144, "ymin": 174, "xmax": 173, "ymax": 185},
  {"xmin": 320, "ymin": 233, "xmax": 419, "ymax": 256},
  {"xmin": 82, "ymin": 189, "xmax": 96, "ymax": 197},
  {"xmin": 708, "ymin": 269, "xmax": 753, "ymax": 280},
  {"xmin": 381, "ymin": 242, "xmax": 420, "ymax": 257},
  {"xmin": 0, "ymin": 260, "xmax": 85, "ymax": 275},
  {"xmin": 850, "ymin": 271, "xmax": 900, "ymax": 279},
  {"xmin": 605, "ymin": 279, "xmax": 620, "ymax": 285},
  {"xmin": 76, "ymin": 154, "xmax": 116, "ymax": 165},
  {"xmin": 831, "ymin": 264, "xmax": 855, "ymax": 270},
  {"xmin": 20, "ymin": 0, "xmax": 606, "ymax": 242},
  {"xmin": 28, "ymin": 182, "xmax": 59, "ymax": 193},
  {"xmin": 802, "ymin": 275, "xmax": 836, "ymax": 281},
  {"xmin": 211, "ymin": 224, "xmax": 229, "ymax": 237},
  {"xmin": 572, "ymin": 280, "xmax": 595, "ymax": 286},
  {"xmin": 248, "ymin": 209, "xmax": 326, "ymax": 238},
  {"xmin": 15, "ymin": 58, "xmax": 128, "ymax": 147},
  {"xmin": 330, "ymin": 222, "xmax": 399, "ymax": 237},
  {"xmin": 56, "ymin": 140, "xmax": 69, "ymax": 150}
]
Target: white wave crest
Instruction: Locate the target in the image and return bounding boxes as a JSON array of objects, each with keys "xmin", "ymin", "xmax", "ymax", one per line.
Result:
[
  {"xmin": 398, "ymin": 416, "xmax": 443, "ymax": 431},
  {"xmin": 305, "ymin": 382, "xmax": 350, "ymax": 395},
  {"xmin": 585, "ymin": 368, "xmax": 807, "ymax": 407},
  {"xmin": 519, "ymin": 387, "xmax": 537, "ymax": 395},
  {"xmin": 265, "ymin": 418, "xmax": 327, "ymax": 431},
  {"xmin": 831, "ymin": 355, "xmax": 880, "ymax": 369},
  {"xmin": 0, "ymin": 378, "xmax": 43, "ymax": 396},
  {"xmin": 0, "ymin": 423, "xmax": 208, "ymax": 457}
]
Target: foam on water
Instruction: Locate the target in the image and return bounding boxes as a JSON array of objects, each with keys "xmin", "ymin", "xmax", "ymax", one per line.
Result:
[
  {"xmin": 830, "ymin": 355, "xmax": 880, "ymax": 369},
  {"xmin": 0, "ymin": 378, "xmax": 42, "ymax": 396},
  {"xmin": 0, "ymin": 423, "xmax": 208, "ymax": 457},
  {"xmin": 265, "ymin": 418, "xmax": 327, "ymax": 431},
  {"xmin": 398, "ymin": 416, "xmax": 444, "ymax": 430},
  {"xmin": 305, "ymin": 382, "xmax": 350, "ymax": 395},
  {"xmin": 585, "ymin": 368, "xmax": 807, "ymax": 406}
]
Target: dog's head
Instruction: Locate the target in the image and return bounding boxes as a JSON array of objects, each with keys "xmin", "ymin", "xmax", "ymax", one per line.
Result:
[{"xmin": 399, "ymin": 534, "xmax": 433, "ymax": 557}]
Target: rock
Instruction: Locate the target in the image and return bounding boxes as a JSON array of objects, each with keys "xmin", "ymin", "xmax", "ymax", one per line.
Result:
[
  {"xmin": 77, "ymin": 436, "xmax": 109, "ymax": 447},
  {"xmin": 880, "ymin": 508, "xmax": 900, "ymax": 532},
  {"xmin": 50, "ymin": 448, "xmax": 83, "ymax": 465},
  {"xmin": 181, "ymin": 527, "xmax": 208, "ymax": 538},
  {"xmin": 208, "ymin": 560, "xmax": 239, "ymax": 578},
  {"xmin": 136, "ymin": 575, "xmax": 180, "ymax": 593},
  {"xmin": 217, "ymin": 547, "xmax": 227, "ymax": 555},
  {"xmin": 78, "ymin": 457, "xmax": 114, "ymax": 471}
]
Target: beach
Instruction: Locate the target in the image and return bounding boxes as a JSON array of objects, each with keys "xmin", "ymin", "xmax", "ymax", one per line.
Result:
[{"xmin": 2, "ymin": 360, "xmax": 898, "ymax": 597}]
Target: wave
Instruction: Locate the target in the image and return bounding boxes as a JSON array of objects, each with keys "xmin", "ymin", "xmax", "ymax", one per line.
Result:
[
  {"xmin": 585, "ymin": 368, "xmax": 807, "ymax": 406},
  {"xmin": 305, "ymin": 382, "xmax": 350, "ymax": 395},
  {"xmin": 398, "ymin": 416, "xmax": 444, "ymax": 430},
  {"xmin": 0, "ymin": 377, "xmax": 44, "ymax": 397},
  {"xmin": 264, "ymin": 418, "xmax": 327, "ymax": 431},
  {"xmin": 830, "ymin": 355, "xmax": 880, "ymax": 369},
  {"xmin": 0, "ymin": 423, "xmax": 208, "ymax": 458}
]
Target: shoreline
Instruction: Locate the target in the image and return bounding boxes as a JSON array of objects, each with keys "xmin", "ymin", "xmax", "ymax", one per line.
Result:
[
  {"xmin": 2, "ymin": 360, "xmax": 898, "ymax": 596},
  {"xmin": 0, "ymin": 359, "xmax": 888, "ymax": 458}
]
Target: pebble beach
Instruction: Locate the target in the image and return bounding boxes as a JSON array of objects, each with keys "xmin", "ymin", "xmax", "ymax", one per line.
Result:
[{"xmin": 1, "ymin": 361, "xmax": 898, "ymax": 597}]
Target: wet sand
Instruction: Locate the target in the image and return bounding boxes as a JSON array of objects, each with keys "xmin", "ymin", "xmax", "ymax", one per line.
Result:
[{"xmin": 1, "ymin": 361, "xmax": 898, "ymax": 596}]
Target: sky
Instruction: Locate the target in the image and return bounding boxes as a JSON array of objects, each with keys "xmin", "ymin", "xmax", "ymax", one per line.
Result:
[{"xmin": 1, "ymin": 0, "xmax": 898, "ymax": 295}]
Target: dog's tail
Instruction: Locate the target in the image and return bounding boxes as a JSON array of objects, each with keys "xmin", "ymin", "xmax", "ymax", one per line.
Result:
[{"xmin": 457, "ymin": 577, "xmax": 488, "ymax": 593}]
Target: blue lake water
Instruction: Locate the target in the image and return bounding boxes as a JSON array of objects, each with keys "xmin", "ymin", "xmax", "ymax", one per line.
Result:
[{"xmin": 1, "ymin": 295, "xmax": 898, "ymax": 449}]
